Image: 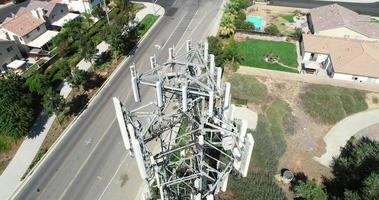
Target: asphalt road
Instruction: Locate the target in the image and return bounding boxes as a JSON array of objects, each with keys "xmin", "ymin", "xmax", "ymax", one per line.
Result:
[
  {"xmin": 270, "ymin": 0, "xmax": 379, "ymax": 16},
  {"xmin": 13, "ymin": 0, "xmax": 223, "ymax": 199}
]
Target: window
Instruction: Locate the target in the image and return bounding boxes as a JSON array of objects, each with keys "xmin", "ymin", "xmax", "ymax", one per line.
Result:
[
  {"xmin": 37, "ymin": 26, "xmax": 40, "ymax": 31},
  {"xmin": 19, "ymin": 36, "xmax": 23, "ymax": 41},
  {"xmin": 61, "ymin": 9, "xmax": 64, "ymax": 13}
]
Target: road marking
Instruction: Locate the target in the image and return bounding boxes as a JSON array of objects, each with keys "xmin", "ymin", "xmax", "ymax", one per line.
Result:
[
  {"xmin": 161, "ymin": 13, "xmax": 187, "ymax": 49},
  {"xmin": 96, "ymin": 154, "xmax": 128, "ymax": 200},
  {"xmin": 57, "ymin": 118, "xmax": 117, "ymax": 200}
]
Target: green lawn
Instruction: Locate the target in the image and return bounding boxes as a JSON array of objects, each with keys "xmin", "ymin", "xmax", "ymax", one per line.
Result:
[
  {"xmin": 301, "ymin": 85, "xmax": 368, "ymax": 124},
  {"xmin": 280, "ymin": 14, "xmax": 295, "ymax": 23},
  {"xmin": 137, "ymin": 14, "xmax": 159, "ymax": 36},
  {"xmin": 236, "ymin": 39, "xmax": 298, "ymax": 73}
]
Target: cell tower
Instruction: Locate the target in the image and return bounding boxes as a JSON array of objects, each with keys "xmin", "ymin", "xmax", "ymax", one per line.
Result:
[{"xmin": 112, "ymin": 41, "xmax": 254, "ymax": 200}]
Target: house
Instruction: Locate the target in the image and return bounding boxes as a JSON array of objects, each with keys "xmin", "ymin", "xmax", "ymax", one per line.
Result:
[
  {"xmin": 0, "ymin": 11, "xmax": 58, "ymax": 51},
  {"xmin": 59, "ymin": 0, "xmax": 101, "ymax": 13},
  {"xmin": 308, "ymin": 4, "xmax": 379, "ymax": 41},
  {"xmin": 300, "ymin": 34, "xmax": 379, "ymax": 84},
  {"xmin": 0, "ymin": 39, "xmax": 23, "ymax": 73},
  {"xmin": 15, "ymin": 0, "xmax": 79, "ymax": 28}
]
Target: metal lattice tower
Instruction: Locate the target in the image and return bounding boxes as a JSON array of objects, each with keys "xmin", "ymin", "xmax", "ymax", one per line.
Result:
[{"xmin": 113, "ymin": 41, "xmax": 254, "ymax": 200}]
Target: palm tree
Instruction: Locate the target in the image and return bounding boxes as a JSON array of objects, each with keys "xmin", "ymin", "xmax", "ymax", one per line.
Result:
[{"xmin": 219, "ymin": 13, "xmax": 236, "ymax": 37}]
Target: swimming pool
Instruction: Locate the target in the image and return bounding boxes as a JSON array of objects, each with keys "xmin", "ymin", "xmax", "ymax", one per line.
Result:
[{"xmin": 247, "ymin": 15, "xmax": 263, "ymax": 31}]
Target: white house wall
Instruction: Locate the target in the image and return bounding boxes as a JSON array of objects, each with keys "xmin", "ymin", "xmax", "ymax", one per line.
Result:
[
  {"xmin": 1, "ymin": 24, "xmax": 47, "ymax": 45},
  {"xmin": 333, "ymin": 72, "xmax": 372, "ymax": 83},
  {"xmin": 61, "ymin": 0, "xmax": 100, "ymax": 13}
]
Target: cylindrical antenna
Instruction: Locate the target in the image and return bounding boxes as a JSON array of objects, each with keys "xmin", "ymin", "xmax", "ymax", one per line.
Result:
[
  {"xmin": 182, "ymin": 84, "xmax": 187, "ymax": 112},
  {"xmin": 150, "ymin": 55, "xmax": 156, "ymax": 69},
  {"xmin": 186, "ymin": 40, "xmax": 191, "ymax": 52},
  {"xmin": 156, "ymin": 81, "xmax": 164, "ymax": 107},
  {"xmin": 208, "ymin": 91, "xmax": 214, "ymax": 117},
  {"xmin": 130, "ymin": 64, "xmax": 140, "ymax": 102}
]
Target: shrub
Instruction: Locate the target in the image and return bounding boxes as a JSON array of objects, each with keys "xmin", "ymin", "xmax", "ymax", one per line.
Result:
[
  {"xmin": 293, "ymin": 180, "xmax": 327, "ymax": 200},
  {"xmin": 264, "ymin": 24, "xmax": 280, "ymax": 34},
  {"xmin": 301, "ymin": 85, "xmax": 367, "ymax": 124}
]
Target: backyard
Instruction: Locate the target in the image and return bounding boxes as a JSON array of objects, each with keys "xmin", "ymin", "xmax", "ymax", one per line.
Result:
[
  {"xmin": 246, "ymin": 4, "xmax": 309, "ymax": 35},
  {"xmin": 222, "ymin": 73, "xmax": 379, "ymax": 199},
  {"xmin": 235, "ymin": 38, "xmax": 298, "ymax": 72}
]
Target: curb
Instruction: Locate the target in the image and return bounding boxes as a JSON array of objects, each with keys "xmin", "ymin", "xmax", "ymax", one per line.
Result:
[{"xmin": 9, "ymin": 3, "xmax": 165, "ymax": 199}]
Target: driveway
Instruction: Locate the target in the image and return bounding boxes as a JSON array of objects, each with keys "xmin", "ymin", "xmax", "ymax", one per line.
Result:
[{"xmin": 314, "ymin": 109, "xmax": 379, "ymax": 167}]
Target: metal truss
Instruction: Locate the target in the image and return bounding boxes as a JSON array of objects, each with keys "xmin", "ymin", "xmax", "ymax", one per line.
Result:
[{"xmin": 113, "ymin": 41, "xmax": 254, "ymax": 200}]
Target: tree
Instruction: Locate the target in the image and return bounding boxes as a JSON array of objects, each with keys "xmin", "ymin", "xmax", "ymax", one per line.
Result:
[
  {"xmin": 82, "ymin": 13, "xmax": 94, "ymax": 29},
  {"xmin": 66, "ymin": 68, "xmax": 88, "ymax": 90},
  {"xmin": 294, "ymin": 180, "xmax": 327, "ymax": 200},
  {"xmin": 91, "ymin": 5, "xmax": 105, "ymax": 18},
  {"xmin": 207, "ymin": 36, "xmax": 225, "ymax": 67},
  {"xmin": 264, "ymin": 24, "xmax": 280, "ymax": 35},
  {"xmin": 106, "ymin": 14, "xmax": 135, "ymax": 57},
  {"xmin": 224, "ymin": 37, "xmax": 241, "ymax": 64},
  {"xmin": 362, "ymin": 173, "xmax": 379, "ymax": 199},
  {"xmin": 292, "ymin": 28, "xmax": 303, "ymax": 38},
  {"xmin": 79, "ymin": 35, "xmax": 98, "ymax": 64},
  {"xmin": 26, "ymin": 74, "xmax": 51, "ymax": 95},
  {"xmin": 0, "ymin": 75, "xmax": 36, "ymax": 138},
  {"xmin": 42, "ymin": 89, "xmax": 65, "ymax": 115},
  {"xmin": 324, "ymin": 137, "xmax": 379, "ymax": 199},
  {"xmin": 219, "ymin": 12, "xmax": 236, "ymax": 37}
]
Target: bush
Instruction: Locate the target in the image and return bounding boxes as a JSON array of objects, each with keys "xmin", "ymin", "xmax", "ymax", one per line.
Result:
[
  {"xmin": 207, "ymin": 36, "xmax": 225, "ymax": 67},
  {"xmin": 228, "ymin": 73, "xmax": 268, "ymax": 103},
  {"xmin": 264, "ymin": 24, "xmax": 280, "ymax": 34},
  {"xmin": 292, "ymin": 28, "xmax": 303, "ymax": 38},
  {"xmin": 301, "ymin": 85, "xmax": 367, "ymax": 124},
  {"xmin": 293, "ymin": 180, "xmax": 327, "ymax": 200}
]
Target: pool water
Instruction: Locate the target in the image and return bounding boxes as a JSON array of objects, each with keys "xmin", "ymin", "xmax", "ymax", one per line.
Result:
[{"xmin": 247, "ymin": 15, "xmax": 263, "ymax": 31}]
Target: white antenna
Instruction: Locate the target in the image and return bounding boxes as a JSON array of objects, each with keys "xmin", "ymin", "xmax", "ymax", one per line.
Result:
[
  {"xmin": 186, "ymin": 40, "xmax": 191, "ymax": 52},
  {"xmin": 112, "ymin": 97, "xmax": 131, "ymax": 151},
  {"xmin": 182, "ymin": 84, "xmax": 187, "ymax": 112},
  {"xmin": 208, "ymin": 91, "xmax": 214, "ymax": 117},
  {"xmin": 128, "ymin": 124, "xmax": 148, "ymax": 179},
  {"xmin": 156, "ymin": 81, "xmax": 164, "ymax": 107},
  {"xmin": 169, "ymin": 47, "xmax": 174, "ymax": 61},
  {"xmin": 150, "ymin": 55, "xmax": 156, "ymax": 69},
  {"xmin": 130, "ymin": 64, "xmax": 140, "ymax": 102},
  {"xmin": 204, "ymin": 42, "xmax": 209, "ymax": 64},
  {"xmin": 210, "ymin": 54, "xmax": 215, "ymax": 76}
]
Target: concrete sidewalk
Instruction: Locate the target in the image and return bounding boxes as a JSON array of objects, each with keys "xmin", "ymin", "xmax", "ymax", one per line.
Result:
[
  {"xmin": 0, "ymin": 7, "xmax": 150, "ymax": 200},
  {"xmin": 314, "ymin": 109, "xmax": 379, "ymax": 167}
]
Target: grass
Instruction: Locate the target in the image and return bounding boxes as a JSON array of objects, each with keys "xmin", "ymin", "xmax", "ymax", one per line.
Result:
[
  {"xmin": 236, "ymin": 39, "xmax": 298, "ymax": 73},
  {"xmin": 280, "ymin": 14, "xmax": 295, "ymax": 23},
  {"xmin": 137, "ymin": 14, "xmax": 159, "ymax": 36},
  {"xmin": 227, "ymin": 73, "xmax": 268, "ymax": 104},
  {"xmin": 229, "ymin": 99, "xmax": 292, "ymax": 199},
  {"xmin": 301, "ymin": 85, "xmax": 368, "ymax": 124},
  {"xmin": 0, "ymin": 135, "xmax": 13, "ymax": 153}
]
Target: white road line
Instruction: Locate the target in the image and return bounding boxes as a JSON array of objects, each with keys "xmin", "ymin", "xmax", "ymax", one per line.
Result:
[
  {"xmin": 58, "ymin": 118, "xmax": 117, "ymax": 200},
  {"xmin": 161, "ymin": 13, "xmax": 187, "ymax": 49},
  {"xmin": 96, "ymin": 154, "xmax": 128, "ymax": 200}
]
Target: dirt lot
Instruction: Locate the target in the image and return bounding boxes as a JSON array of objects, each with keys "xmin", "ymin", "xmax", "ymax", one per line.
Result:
[
  {"xmin": 252, "ymin": 77, "xmax": 333, "ymax": 183},
  {"xmin": 246, "ymin": 5, "xmax": 309, "ymax": 34}
]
